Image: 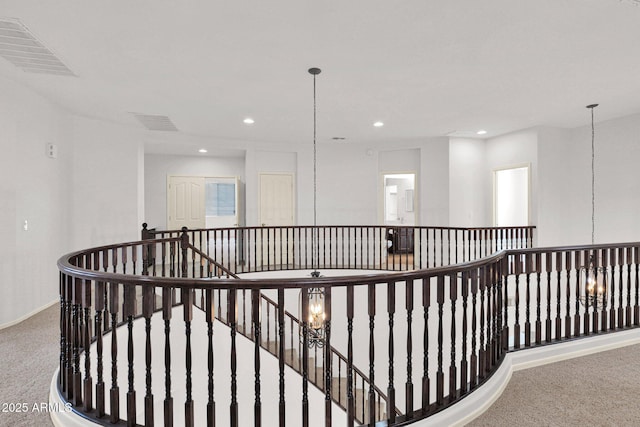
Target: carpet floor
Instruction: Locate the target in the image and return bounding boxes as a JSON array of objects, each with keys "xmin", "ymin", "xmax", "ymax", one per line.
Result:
[
  {"xmin": 1, "ymin": 305, "xmax": 639, "ymax": 427},
  {"xmin": 0, "ymin": 305, "xmax": 58, "ymax": 427}
]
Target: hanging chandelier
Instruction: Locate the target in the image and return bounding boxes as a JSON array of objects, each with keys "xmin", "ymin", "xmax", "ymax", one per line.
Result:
[
  {"xmin": 299, "ymin": 67, "xmax": 326, "ymax": 347},
  {"xmin": 580, "ymin": 103, "xmax": 607, "ymax": 307}
]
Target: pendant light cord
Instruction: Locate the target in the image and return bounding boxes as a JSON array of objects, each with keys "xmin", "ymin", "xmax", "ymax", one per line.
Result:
[
  {"xmin": 313, "ymin": 73, "xmax": 317, "ymax": 231},
  {"xmin": 590, "ymin": 105, "xmax": 596, "ymax": 245},
  {"xmin": 308, "ymin": 68, "xmax": 321, "ymax": 274}
]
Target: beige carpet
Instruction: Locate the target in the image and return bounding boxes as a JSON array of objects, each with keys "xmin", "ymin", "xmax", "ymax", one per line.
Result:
[
  {"xmin": 0, "ymin": 305, "xmax": 58, "ymax": 427},
  {"xmin": 2, "ymin": 305, "xmax": 640, "ymax": 427},
  {"xmin": 467, "ymin": 343, "xmax": 640, "ymax": 427}
]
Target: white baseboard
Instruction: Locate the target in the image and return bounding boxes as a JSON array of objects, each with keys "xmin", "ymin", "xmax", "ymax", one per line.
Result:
[
  {"xmin": 0, "ymin": 299, "xmax": 58, "ymax": 330},
  {"xmin": 412, "ymin": 328, "xmax": 640, "ymax": 427},
  {"xmin": 49, "ymin": 369, "xmax": 100, "ymax": 427}
]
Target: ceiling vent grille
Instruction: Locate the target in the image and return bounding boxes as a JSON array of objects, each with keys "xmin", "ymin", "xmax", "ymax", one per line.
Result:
[
  {"xmin": 0, "ymin": 18, "xmax": 75, "ymax": 76},
  {"xmin": 131, "ymin": 113, "xmax": 179, "ymax": 131}
]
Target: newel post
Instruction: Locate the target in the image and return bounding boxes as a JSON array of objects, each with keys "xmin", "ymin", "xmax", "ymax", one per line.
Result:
[
  {"xmin": 142, "ymin": 223, "xmax": 150, "ymax": 275},
  {"xmin": 180, "ymin": 227, "xmax": 189, "ymax": 278}
]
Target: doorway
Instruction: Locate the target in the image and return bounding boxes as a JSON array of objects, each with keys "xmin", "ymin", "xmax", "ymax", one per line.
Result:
[
  {"xmin": 493, "ymin": 165, "xmax": 529, "ymax": 226},
  {"xmin": 382, "ymin": 173, "xmax": 416, "ymax": 226}
]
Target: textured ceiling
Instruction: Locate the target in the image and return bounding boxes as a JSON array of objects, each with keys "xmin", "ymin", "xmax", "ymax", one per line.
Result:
[{"xmin": 0, "ymin": 0, "xmax": 639, "ymax": 154}]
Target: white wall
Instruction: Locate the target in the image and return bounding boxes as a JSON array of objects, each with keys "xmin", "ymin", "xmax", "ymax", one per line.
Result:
[
  {"xmin": 485, "ymin": 128, "xmax": 538, "ymax": 229},
  {"xmin": 145, "ymin": 153, "xmax": 246, "ymax": 229},
  {"xmin": 70, "ymin": 116, "xmax": 144, "ymax": 250},
  {"xmin": 421, "ymin": 138, "xmax": 450, "ymax": 226},
  {"xmin": 0, "ymin": 75, "xmax": 72, "ymax": 326},
  {"xmin": 449, "ymin": 138, "xmax": 487, "ymax": 226}
]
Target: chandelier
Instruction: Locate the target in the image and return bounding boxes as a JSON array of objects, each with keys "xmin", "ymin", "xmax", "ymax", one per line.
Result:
[{"xmin": 580, "ymin": 104, "xmax": 607, "ymax": 307}]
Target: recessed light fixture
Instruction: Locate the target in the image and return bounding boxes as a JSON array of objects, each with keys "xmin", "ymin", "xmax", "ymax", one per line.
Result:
[
  {"xmin": 243, "ymin": 118, "xmax": 255, "ymax": 124},
  {"xmin": 477, "ymin": 130, "xmax": 487, "ymax": 135},
  {"xmin": 373, "ymin": 121, "xmax": 384, "ymax": 127},
  {"xmin": 198, "ymin": 149, "xmax": 208, "ymax": 153}
]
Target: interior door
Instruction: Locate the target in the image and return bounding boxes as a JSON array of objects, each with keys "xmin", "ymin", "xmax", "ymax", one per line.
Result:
[
  {"xmin": 205, "ymin": 177, "xmax": 240, "ymax": 228},
  {"xmin": 260, "ymin": 173, "xmax": 294, "ymax": 226},
  {"xmin": 167, "ymin": 176, "xmax": 206, "ymax": 230},
  {"xmin": 259, "ymin": 173, "xmax": 295, "ymax": 267}
]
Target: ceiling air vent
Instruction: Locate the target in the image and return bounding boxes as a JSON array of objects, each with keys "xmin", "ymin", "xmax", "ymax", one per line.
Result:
[
  {"xmin": 131, "ymin": 113, "xmax": 179, "ymax": 131},
  {"xmin": 0, "ymin": 18, "xmax": 75, "ymax": 76}
]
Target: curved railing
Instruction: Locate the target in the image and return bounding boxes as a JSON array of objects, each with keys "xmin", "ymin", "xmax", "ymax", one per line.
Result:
[{"xmin": 68, "ymin": 224, "xmax": 640, "ymax": 427}]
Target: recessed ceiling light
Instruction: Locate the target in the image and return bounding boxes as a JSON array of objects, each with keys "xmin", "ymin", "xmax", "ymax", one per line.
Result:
[
  {"xmin": 477, "ymin": 130, "xmax": 487, "ymax": 135},
  {"xmin": 373, "ymin": 121, "xmax": 384, "ymax": 127},
  {"xmin": 198, "ymin": 149, "xmax": 208, "ymax": 153},
  {"xmin": 243, "ymin": 118, "xmax": 255, "ymax": 124}
]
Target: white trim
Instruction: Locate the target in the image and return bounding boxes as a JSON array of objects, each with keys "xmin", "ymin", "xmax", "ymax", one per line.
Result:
[
  {"xmin": 0, "ymin": 299, "xmax": 58, "ymax": 330},
  {"xmin": 49, "ymin": 369, "xmax": 101, "ymax": 427},
  {"xmin": 413, "ymin": 328, "xmax": 640, "ymax": 427}
]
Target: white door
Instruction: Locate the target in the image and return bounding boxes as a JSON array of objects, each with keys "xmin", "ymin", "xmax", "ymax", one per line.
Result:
[
  {"xmin": 259, "ymin": 173, "xmax": 295, "ymax": 267},
  {"xmin": 205, "ymin": 177, "xmax": 240, "ymax": 228},
  {"xmin": 167, "ymin": 176, "xmax": 206, "ymax": 230},
  {"xmin": 260, "ymin": 173, "xmax": 294, "ymax": 226}
]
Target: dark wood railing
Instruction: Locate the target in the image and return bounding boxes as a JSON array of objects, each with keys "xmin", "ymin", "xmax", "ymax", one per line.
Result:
[
  {"xmin": 63, "ymin": 225, "xmax": 640, "ymax": 427},
  {"xmin": 143, "ymin": 223, "xmax": 535, "ymax": 274}
]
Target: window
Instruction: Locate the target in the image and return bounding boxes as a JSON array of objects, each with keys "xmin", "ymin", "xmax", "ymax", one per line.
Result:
[{"xmin": 205, "ymin": 182, "xmax": 235, "ymax": 216}]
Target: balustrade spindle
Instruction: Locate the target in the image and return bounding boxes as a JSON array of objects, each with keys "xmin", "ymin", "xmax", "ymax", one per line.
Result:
[
  {"xmin": 449, "ymin": 273, "xmax": 457, "ymax": 403},
  {"xmin": 436, "ymin": 275, "xmax": 444, "ymax": 405},
  {"xmin": 618, "ymin": 248, "xmax": 625, "ymax": 328},
  {"xmin": 109, "ymin": 282, "xmax": 120, "ymax": 423},
  {"xmin": 125, "ymin": 285, "xmax": 137, "ymax": 427},
  {"xmin": 626, "ymin": 247, "xmax": 633, "ymax": 326},
  {"xmin": 525, "ymin": 253, "xmax": 532, "ymax": 346},
  {"xmin": 301, "ymin": 287, "xmax": 309, "ymax": 427},
  {"xmin": 635, "ymin": 247, "xmax": 640, "ymax": 326},
  {"xmin": 95, "ymin": 280, "xmax": 105, "ymax": 417},
  {"xmin": 229, "ymin": 288, "xmax": 238, "ymax": 427},
  {"xmin": 83, "ymin": 276, "xmax": 93, "ymax": 412},
  {"xmin": 573, "ymin": 251, "xmax": 581, "ymax": 337},
  {"xmin": 73, "ymin": 277, "xmax": 82, "ymax": 407},
  {"xmin": 535, "ymin": 254, "xmax": 542, "ymax": 344},
  {"xmin": 250, "ymin": 289, "xmax": 262, "ymax": 426},
  {"xmin": 143, "ymin": 286, "xmax": 154, "ymax": 427},
  {"xmin": 598, "ymin": 250, "xmax": 607, "ymax": 332},
  {"xmin": 368, "ymin": 283, "xmax": 376, "ymax": 425},
  {"xmin": 324, "ymin": 286, "xmax": 332, "ymax": 426},
  {"xmin": 347, "ymin": 285, "xmax": 355, "ymax": 427},
  {"xmin": 478, "ymin": 270, "xmax": 486, "ymax": 379},
  {"xmin": 514, "ymin": 256, "xmax": 521, "ymax": 349},
  {"xmin": 563, "ymin": 252, "xmax": 571, "ymax": 338},
  {"xmin": 487, "ymin": 266, "xmax": 494, "ymax": 368},
  {"xmin": 406, "ymin": 279, "xmax": 414, "ymax": 416},
  {"xmin": 554, "ymin": 252, "xmax": 562, "ymax": 340},
  {"xmin": 278, "ymin": 289, "xmax": 286, "ymax": 427},
  {"xmin": 62, "ymin": 274, "xmax": 71, "ymax": 399},
  {"xmin": 204, "ymin": 289, "xmax": 216, "ymax": 427},
  {"xmin": 545, "ymin": 253, "xmax": 552, "ymax": 342},
  {"xmin": 461, "ymin": 271, "xmax": 469, "ymax": 393},
  {"xmin": 60, "ymin": 274, "xmax": 68, "ymax": 397},
  {"xmin": 470, "ymin": 270, "xmax": 478, "ymax": 388},
  {"xmin": 607, "ymin": 249, "xmax": 616, "ymax": 331},
  {"xmin": 162, "ymin": 287, "xmax": 173, "ymax": 427},
  {"xmin": 387, "ymin": 281, "xmax": 396, "ymax": 423}
]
